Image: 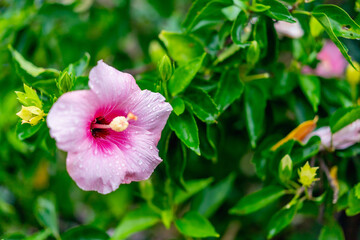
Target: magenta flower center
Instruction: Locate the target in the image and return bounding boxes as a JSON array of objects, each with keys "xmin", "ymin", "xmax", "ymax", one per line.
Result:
[{"xmin": 90, "ymin": 112, "xmax": 137, "ymax": 139}]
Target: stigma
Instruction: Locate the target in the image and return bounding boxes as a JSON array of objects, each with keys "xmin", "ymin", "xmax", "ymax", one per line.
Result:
[{"xmin": 92, "ymin": 113, "xmax": 137, "ymax": 133}]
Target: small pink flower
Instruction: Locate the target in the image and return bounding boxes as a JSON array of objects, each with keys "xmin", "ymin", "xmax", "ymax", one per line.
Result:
[
  {"xmin": 47, "ymin": 60, "xmax": 172, "ymax": 194},
  {"xmin": 303, "ymin": 120, "xmax": 360, "ymax": 150},
  {"xmin": 303, "ymin": 41, "xmax": 347, "ymax": 78},
  {"xmin": 274, "ymin": 20, "xmax": 304, "ymax": 39}
]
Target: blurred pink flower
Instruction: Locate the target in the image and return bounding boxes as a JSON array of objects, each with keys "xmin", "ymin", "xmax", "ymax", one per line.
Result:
[
  {"xmin": 47, "ymin": 60, "xmax": 172, "ymax": 194},
  {"xmin": 274, "ymin": 20, "xmax": 304, "ymax": 39},
  {"xmin": 303, "ymin": 120, "xmax": 360, "ymax": 150},
  {"xmin": 303, "ymin": 41, "xmax": 347, "ymax": 78}
]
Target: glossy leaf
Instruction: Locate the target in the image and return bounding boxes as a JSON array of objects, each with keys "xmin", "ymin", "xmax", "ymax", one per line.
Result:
[
  {"xmin": 111, "ymin": 205, "xmax": 161, "ymax": 240},
  {"xmin": 319, "ymin": 222, "xmax": 345, "ymax": 240},
  {"xmin": 9, "ymin": 46, "xmax": 59, "ymax": 84},
  {"xmin": 159, "ymin": 31, "xmax": 204, "ymax": 66},
  {"xmin": 174, "ymin": 178, "xmax": 213, "ymax": 204},
  {"xmin": 312, "ymin": 5, "xmax": 360, "ymax": 68},
  {"xmin": 171, "ymin": 97, "xmax": 185, "ymax": 116},
  {"xmin": 214, "ymin": 69, "xmax": 244, "ymax": 113},
  {"xmin": 230, "ymin": 186, "xmax": 286, "ymax": 215},
  {"xmin": 169, "ymin": 110, "xmax": 200, "ymax": 155},
  {"xmin": 184, "ymin": 87, "xmax": 219, "ymax": 123},
  {"xmin": 168, "ymin": 53, "xmax": 206, "ymax": 96},
  {"xmin": 261, "ymin": 0, "xmax": 296, "ymax": 23},
  {"xmin": 346, "ymin": 186, "xmax": 360, "ymax": 216},
  {"xmin": 329, "ymin": 106, "xmax": 360, "ymax": 133},
  {"xmin": 34, "ymin": 194, "xmax": 59, "ymax": 239},
  {"xmin": 244, "ymin": 82, "xmax": 267, "ymax": 148},
  {"xmin": 192, "ymin": 173, "xmax": 235, "ymax": 217},
  {"xmin": 16, "ymin": 121, "xmax": 44, "ymax": 141},
  {"xmin": 62, "ymin": 226, "xmax": 109, "ymax": 240},
  {"xmin": 298, "ymin": 75, "xmax": 320, "ymax": 112},
  {"xmin": 267, "ymin": 203, "xmax": 298, "ymax": 239},
  {"xmin": 231, "ymin": 10, "xmax": 248, "ymax": 45},
  {"xmin": 65, "ymin": 52, "xmax": 90, "ymax": 77},
  {"xmin": 175, "ymin": 211, "xmax": 219, "ymax": 238}
]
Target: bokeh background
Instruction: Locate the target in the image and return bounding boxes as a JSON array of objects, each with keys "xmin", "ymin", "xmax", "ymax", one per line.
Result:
[{"xmin": 1, "ymin": 0, "xmax": 360, "ymax": 239}]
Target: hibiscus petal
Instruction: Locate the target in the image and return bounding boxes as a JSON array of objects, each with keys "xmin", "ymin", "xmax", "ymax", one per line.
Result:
[
  {"xmin": 122, "ymin": 90, "xmax": 172, "ymax": 143},
  {"xmin": 66, "ymin": 126, "xmax": 161, "ymax": 194},
  {"xmin": 66, "ymin": 148, "xmax": 127, "ymax": 194},
  {"xmin": 89, "ymin": 60, "xmax": 140, "ymax": 105},
  {"xmin": 47, "ymin": 90, "xmax": 98, "ymax": 152}
]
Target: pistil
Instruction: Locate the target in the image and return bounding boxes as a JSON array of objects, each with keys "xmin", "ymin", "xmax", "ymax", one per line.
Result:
[{"xmin": 92, "ymin": 113, "xmax": 137, "ymax": 132}]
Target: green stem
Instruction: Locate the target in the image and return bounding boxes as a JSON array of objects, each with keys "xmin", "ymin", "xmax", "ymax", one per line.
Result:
[
  {"xmin": 292, "ymin": 10, "xmax": 311, "ymax": 16},
  {"xmin": 243, "ymin": 73, "xmax": 270, "ymax": 82}
]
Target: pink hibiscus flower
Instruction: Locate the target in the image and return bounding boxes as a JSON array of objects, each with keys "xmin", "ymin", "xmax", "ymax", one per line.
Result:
[
  {"xmin": 303, "ymin": 41, "xmax": 347, "ymax": 78},
  {"xmin": 47, "ymin": 60, "xmax": 172, "ymax": 194},
  {"xmin": 303, "ymin": 119, "xmax": 360, "ymax": 150}
]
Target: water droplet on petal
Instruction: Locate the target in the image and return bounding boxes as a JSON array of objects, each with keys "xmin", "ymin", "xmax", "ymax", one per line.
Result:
[{"xmin": 149, "ymin": 146, "xmax": 153, "ymax": 150}]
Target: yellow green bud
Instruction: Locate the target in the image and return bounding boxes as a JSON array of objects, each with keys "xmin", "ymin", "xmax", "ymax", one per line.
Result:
[
  {"xmin": 346, "ymin": 62, "xmax": 360, "ymax": 86},
  {"xmin": 246, "ymin": 41, "xmax": 260, "ymax": 66},
  {"xmin": 158, "ymin": 55, "xmax": 174, "ymax": 82},
  {"xmin": 16, "ymin": 106, "xmax": 45, "ymax": 126},
  {"xmin": 310, "ymin": 16, "xmax": 324, "ymax": 38},
  {"xmin": 279, "ymin": 154, "xmax": 293, "ymax": 184},
  {"xmin": 139, "ymin": 179, "xmax": 154, "ymax": 201},
  {"xmin": 298, "ymin": 162, "xmax": 319, "ymax": 187},
  {"xmin": 15, "ymin": 84, "xmax": 42, "ymax": 108}
]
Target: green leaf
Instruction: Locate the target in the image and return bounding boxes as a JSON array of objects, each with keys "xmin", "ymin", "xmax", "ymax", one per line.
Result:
[
  {"xmin": 34, "ymin": 194, "xmax": 59, "ymax": 239},
  {"xmin": 222, "ymin": 5, "xmax": 241, "ymax": 21},
  {"xmin": 16, "ymin": 121, "xmax": 44, "ymax": 141},
  {"xmin": 267, "ymin": 203, "xmax": 298, "ymax": 239},
  {"xmin": 171, "ymin": 97, "xmax": 185, "ymax": 116},
  {"xmin": 9, "ymin": 45, "xmax": 59, "ymax": 85},
  {"xmin": 168, "ymin": 53, "xmax": 206, "ymax": 96},
  {"xmin": 169, "ymin": 110, "xmax": 200, "ymax": 155},
  {"xmin": 184, "ymin": 87, "xmax": 219, "ymax": 123},
  {"xmin": 231, "ymin": 10, "xmax": 249, "ymax": 45},
  {"xmin": 159, "ymin": 31, "xmax": 204, "ymax": 66},
  {"xmin": 312, "ymin": 5, "xmax": 360, "ymax": 68},
  {"xmin": 230, "ymin": 186, "xmax": 286, "ymax": 215},
  {"xmin": 175, "ymin": 211, "xmax": 219, "ymax": 238},
  {"xmin": 290, "ymin": 136, "xmax": 321, "ymax": 165},
  {"xmin": 62, "ymin": 226, "xmax": 109, "ymax": 240},
  {"xmin": 346, "ymin": 186, "xmax": 360, "ymax": 216},
  {"xmin": 329, "ymin": 106, "xmax": 360, "ymax": 133},
  {"xmin": 65, "ymin": 52, "xmax": 90, "ymax": 77},
  {"xmin": 261, "ymin": 0, "xmax": 296, "ymax": 23},
  {"xmin": 249, "ymin": 3, "xmax": 271, "ymax": 12},
  {"xmin": 174, "ymin": 178, "xmax": 213, "ymax": 204},
  {"xmin": 165, "ymin": 141, "xmax": 187, "ymax": 190},
  {"xmin": 244, "ymin": 82, "xmax": 267, "ymax": 148},
  {"xmin": 192, "ymin": 173, "xmax": 235, "ymax": 217},
  {"xmin": 111, "ymin": 205, "xmax": 161, "ymax": 240},
  {"xmin": 214, "ymin": 69, "xmax": 244, "ymax": 113},
  {"xmin": 298, "ymin": 75, "xmax": 320, "ymax": 112},
  {"xmin": 182, "ymin": 0, "xmax": 233, "ymax": 32},
  {"xmin": 319, "ymin": 222, "xmax": 345, "ymax": 240},
  {"xmin": 24, "ymin": 229, "xmax": 52, "ymax": 240}
]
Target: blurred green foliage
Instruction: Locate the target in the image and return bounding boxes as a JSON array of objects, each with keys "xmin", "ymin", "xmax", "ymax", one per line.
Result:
[{"xmin": 2, "ymin": 0, "xmax": 360, "ymax": 239}]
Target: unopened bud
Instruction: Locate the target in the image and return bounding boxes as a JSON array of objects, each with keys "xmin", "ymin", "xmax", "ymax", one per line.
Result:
[
  {"xmin": 346, "ymin": 62, "xmax": 360, "ymax": 86},
  {"xmin": 279, "ymin": 154, "xmax": 293, "ymax": 184},
  {"xmin": 246, "ymin": 41, "xmax": 260, "ymax": 66},
  {"xmin": 158, "ymin": 55, "xmax": 174, "ymax": 82},
  {"xmin": 57, "ymin": 71, "xmax": 73, "ymax": 94},
  {"xmin": 139, "ymin": 179, "xmax": 154, "ymax": 200}
]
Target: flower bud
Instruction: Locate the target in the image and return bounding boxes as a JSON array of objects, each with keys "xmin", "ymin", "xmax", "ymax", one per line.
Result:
[
  {"xmin": 16, "ymin": 105, "xmax": 45, "ymax": 125},
  {"xmin": 15, "ymin": 84, "xmax": 42, "ymax": 108},
  {"xmin": 246, "ymin": 41, "xmax": 260, "ymax": 66},
  {"xmin": 346, "ymin": 62, "xmax": 360, "ymax": 86},
  {"xmin": 279, "ymin": 154, "xmax": 293, "ymax": 184},
  {"xmin": 298, "ymin": 162, "xmax": 319, "ymax": 187},
  {"xmin": 158, "ymin": 55, "xmax": 174, "ymax": 82},
  {"xmin": 57, "ymin": 71, "xmax": 73, "ymax": 93},
  {"xmin": 139, "ymin": 179, "xmax": 154, "ymax": 201}
]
